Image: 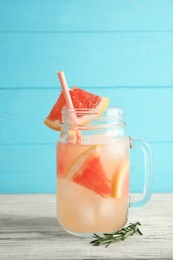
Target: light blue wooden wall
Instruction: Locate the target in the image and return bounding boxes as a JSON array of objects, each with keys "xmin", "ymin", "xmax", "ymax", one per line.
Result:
[{"xmin": 0, "ymin": 0, "xmax": 173, "ymax": 193}]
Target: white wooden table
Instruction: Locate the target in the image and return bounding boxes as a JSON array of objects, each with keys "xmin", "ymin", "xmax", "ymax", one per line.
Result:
[{"xmin": 0, "ymin": 194, "xmax": 173, "ymax": 260}]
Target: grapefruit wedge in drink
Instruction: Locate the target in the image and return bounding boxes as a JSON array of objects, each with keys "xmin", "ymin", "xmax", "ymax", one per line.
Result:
[
  {"xmin": 65, "ymin": 145, "xmax": 111, "ymax": 197},
  {"xmin": 57, "ymin": 142, "xmax": 129, "ymax": 198},
  {"xmin": 111, "ymin": 160, "xmax": 130, "ymax": 198}
]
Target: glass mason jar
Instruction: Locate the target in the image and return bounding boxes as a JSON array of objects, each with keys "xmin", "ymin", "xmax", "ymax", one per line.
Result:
[{"xmin": 56, "ymin": 107, "xmax": 153, "ymax": 236}]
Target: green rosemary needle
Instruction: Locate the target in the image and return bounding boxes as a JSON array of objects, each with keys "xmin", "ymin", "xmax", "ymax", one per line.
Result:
[{"xmin": 90, "ymin": 222, "xmax": 143, "ymax": 247}]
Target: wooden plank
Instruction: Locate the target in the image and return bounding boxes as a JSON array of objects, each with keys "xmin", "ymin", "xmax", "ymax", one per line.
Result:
[
  {"xmin": 0, "ymin": 32, "xmax": 173, "ymax": 88},
  {"xmin": 0, "ymin": 194, "xmax": 173, "ymax": 259},
  {"xmin": 0, "ymin": 0, "xmax": 173, "ymax": 31},
  {"xmin": 0, "ymin": 143, "xmax": 172, "ymax": 193},
  {"xmin": 0, "ymin": 88, "xmax": 173, "ymax": 144}
]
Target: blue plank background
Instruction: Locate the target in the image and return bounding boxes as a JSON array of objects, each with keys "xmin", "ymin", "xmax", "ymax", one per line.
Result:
[{"xmin": 0, "ymin": 0, "xmax": 173, "ymax": 194}]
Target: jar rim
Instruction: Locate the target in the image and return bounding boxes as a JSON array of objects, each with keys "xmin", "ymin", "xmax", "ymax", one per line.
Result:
[
  {"xmin": 61, "ymin": 106, "xmax": 125, "ymax": 129},
  {"xmin": 62, "ymin": 106, "xmax": 124, "ymax": 115}
]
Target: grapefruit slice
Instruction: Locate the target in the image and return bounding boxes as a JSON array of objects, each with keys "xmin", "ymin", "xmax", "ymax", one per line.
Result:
[
  {"xmin": 57, "ymin": 143, "xmax": 93, "ymax": 178},
  {"xmin": 111, "ymin": 161, "xmax": 129, "ymax": 198},
  {"xmin": 44, "ymin": 86, "xmax": 109, "ymax": 131},
  {"xmin": 66, "ymin": 145, "xmax": 111, "ymax": 197}
]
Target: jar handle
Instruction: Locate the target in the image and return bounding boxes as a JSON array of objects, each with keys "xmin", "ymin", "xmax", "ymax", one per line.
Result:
[{"xmin": 129, "ymin": 137, "xmax": 153, "ymax": 207}]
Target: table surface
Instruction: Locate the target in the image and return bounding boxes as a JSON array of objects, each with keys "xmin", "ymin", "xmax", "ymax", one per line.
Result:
[{"xmin": 0, "ymin": 194, "xmax": 173, "ymax": 260}]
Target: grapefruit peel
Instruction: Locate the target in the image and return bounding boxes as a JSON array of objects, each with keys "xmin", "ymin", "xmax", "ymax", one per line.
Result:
[{"xmin": 111, "ymin": 161, "xmax": 129, "ymax": 198}]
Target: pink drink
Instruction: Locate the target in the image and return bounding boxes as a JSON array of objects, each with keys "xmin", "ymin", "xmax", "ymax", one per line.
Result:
[
  {"xmin": 56, "ymin": 137, "xmax": 130, "ymax": 234},
  {"xmin": 45, "ymin": 72, "xmax": 153, "ymax": 236}
]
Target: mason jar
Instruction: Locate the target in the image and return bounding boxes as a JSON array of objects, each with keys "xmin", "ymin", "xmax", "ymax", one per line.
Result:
[{"xmin": 56, "ymin": 107, "xmax": 153, "ymax": 236}]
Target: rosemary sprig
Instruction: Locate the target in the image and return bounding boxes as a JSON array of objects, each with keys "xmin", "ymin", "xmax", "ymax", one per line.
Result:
[{"xmin": 90, "ymin": 222, "xmax": 143, "ymax": 247}]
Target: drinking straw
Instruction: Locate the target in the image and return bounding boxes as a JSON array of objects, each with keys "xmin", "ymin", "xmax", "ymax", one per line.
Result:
[
  {"xmin": 57, "ymin": 71, "xmax": 81, "ymax": 140},
  {"xmin": 58, "ymin": 71, "xmax": 75, "ymax": 112}
]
